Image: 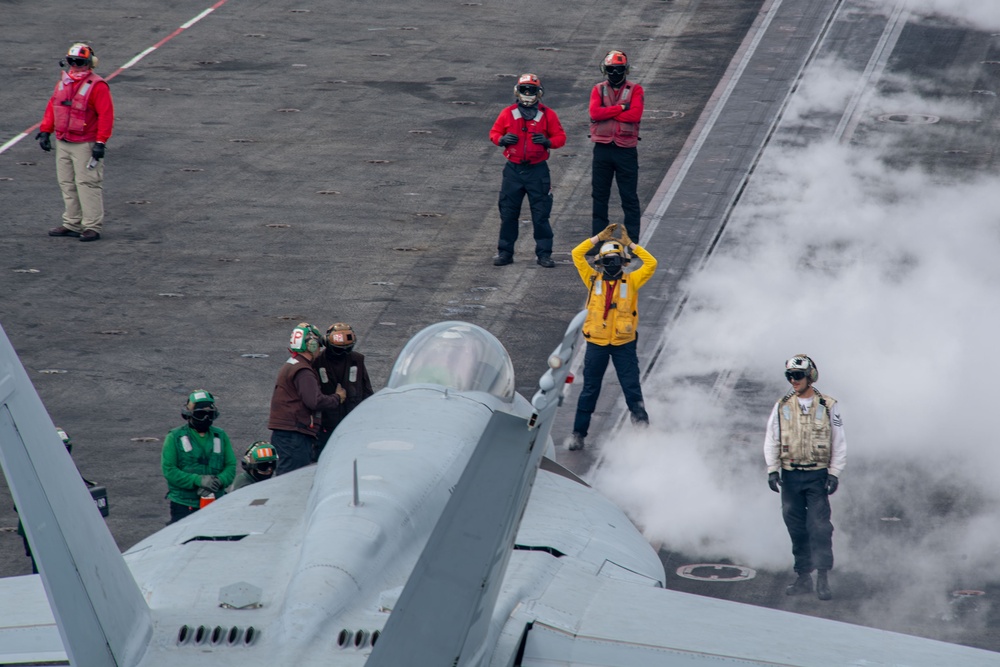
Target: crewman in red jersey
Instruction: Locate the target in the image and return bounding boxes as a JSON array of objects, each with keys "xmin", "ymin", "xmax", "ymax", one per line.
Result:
[
  {"xmin": 489, "ymin": 73, "xmax": 567, "ymax": 268},
  {"xmin": 589, "ymin": 50, "xmax": 645, "ymax": 242},
  {"xmin": 37, "ymin": 42, "xmax": 115, "ymax": 242}
]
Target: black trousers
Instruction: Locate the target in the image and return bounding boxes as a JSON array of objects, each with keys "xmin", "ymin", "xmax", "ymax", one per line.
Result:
[
  {"xmin": 497, "ymin": 161, "xmax": 553, "ymax": 258},
  {"xmin": 591, "ymin": 142, "xmax": 640, "ymax": 240},
  {"xmin": 271, "ymin": 429, "xmax": 315, "ymax": 476},
  {"xmin": 572, "ymin": 339, "xmax": 647, "ymax": 437},
  {"xmin": 169, "ymin": 501, "xmax": 198, "ymax": 525},
  {"xmin": 780, "ymin": 468, "xmax": 834, "ymax": 573}
]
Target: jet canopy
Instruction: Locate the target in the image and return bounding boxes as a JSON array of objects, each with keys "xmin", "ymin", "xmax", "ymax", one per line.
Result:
[{"xmin": 387, "ymin": 321, "xmax": 515, "ymax": 401}]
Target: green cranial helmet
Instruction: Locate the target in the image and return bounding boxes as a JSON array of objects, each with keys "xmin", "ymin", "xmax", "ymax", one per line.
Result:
[
  {"xmin": 242, "ymin": 441, "xmax": 278, "ymax": 478},
  {"xmin": 243, "ymin": 441, "xmax": 277, "ymax": 466},
  {"xmin": 182, "ymin": 389, "xmax": 220, "ymax": 419},
  {"xmin": 289, "ymin": 322, "xmax": 322, "ymax": 354}
]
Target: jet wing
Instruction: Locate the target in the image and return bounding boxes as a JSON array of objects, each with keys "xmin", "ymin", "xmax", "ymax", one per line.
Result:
[
  {"xmin": 0, "ymin": 575, "xmax": 66, "ymax": 665},
  {"xmin": 516, "ymin": 570, "xmax": 999, "ymax": 666}
]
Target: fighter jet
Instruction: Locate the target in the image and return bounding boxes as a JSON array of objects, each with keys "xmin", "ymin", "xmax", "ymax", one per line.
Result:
[{"xmin": 0, "ymin": 316, "xmax": 997, "ymax": 666}]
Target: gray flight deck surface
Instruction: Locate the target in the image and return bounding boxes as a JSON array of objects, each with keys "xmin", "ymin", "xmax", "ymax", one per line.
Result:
[
  {"xmin": 0, "ymin": 0, "xmax": 763, "ymax": 569},
  {"xmin": 4, "ymin": 0, "xmax": 1000, "ymax": 657}
]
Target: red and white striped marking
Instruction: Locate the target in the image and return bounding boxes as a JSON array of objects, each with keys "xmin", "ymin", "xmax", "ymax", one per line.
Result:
[{"xmin": 0, "ymin": 0, "xmax": 230, "ymax": 155}]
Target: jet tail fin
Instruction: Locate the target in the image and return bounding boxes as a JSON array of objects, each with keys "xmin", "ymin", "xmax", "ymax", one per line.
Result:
[
  {"xmin": 367, "ymin": 311, "xmax": 586, "ymax": 667},
  {"xmin": 0, "ymin": 324, "xmax": 151, "ymax": 667}
]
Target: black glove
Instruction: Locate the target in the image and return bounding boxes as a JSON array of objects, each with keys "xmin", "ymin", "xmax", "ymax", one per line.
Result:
[
  {"xmin": 621, "ymin": 102, "xmax": 630, "ymax": 112},
  {"xmin": 35, "ymin": 132, "xmax": 51, "ymax": 152},
  {"xmin": 498, "ymin": 133, "xmax": 518, "ymax": 147},
  {"xmin": 531, "ymin": 133, "xmax": 551, "ymax": 148},
  {"xmin": 91, "ymin": 142, "xmax": 106, "ymax": 160},
  {"xmin": 825, "ymin": 474, "xmax": 839, "ymax": 495},
  {"xmin": 199, "ymin": 475, "xmax": 221, "ymax": 493},
  {"xmin": 767, "ymin": 472, "xmax": 781, "ymax": 493}
]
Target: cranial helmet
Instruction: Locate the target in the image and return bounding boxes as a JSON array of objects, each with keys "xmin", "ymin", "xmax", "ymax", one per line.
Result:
[
  {"xmin": 181, "ymin": 389, "xmax": 220, "ymax": 420},
  {"xmin": 598, "ymin": 240, "xmax": 624, "ymax": 258},
  {"xmin": 55, "ymin": 427, "xmax": 72, "ymax": 454},
  {"xmin": 326, "ymin": 322, "xmax": 356, "ymax": 354},
  {"xmin": 596, "ymin": 240, "xmax": 630, "ymax": 277},
  {"xmin": 601, "ymin": 50, "xmax": 629, "ymax": 85},
  {"xmin": 66, "ymin": 43, "xmax": 95, "ymax": 68},
  {"xmin": 242, "ymin": 441, "xmax": 278, "ymax": 477},
  {"xmin": 289, "ymin": 323, "xmax": 322, "ymax": 354},
  {"xmin": 598, "ymin": 240, "xmax": 631, "ymax": 264},
  {"xmin": 514, "ymin": 73, "xmax": 543, "ymax": 106},
  {"xmin": 785, "ymin": 354, "xmax": 818, "ymax": 383}
]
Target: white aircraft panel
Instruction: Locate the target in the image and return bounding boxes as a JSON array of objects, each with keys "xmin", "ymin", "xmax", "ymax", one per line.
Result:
[
  {"xmin": 520, "ymin": 573, "xmax": 1000, "ymax": 666},
  {"xmin": 0, "ymin": 575, "xmax": 65, "ymax": 665}
]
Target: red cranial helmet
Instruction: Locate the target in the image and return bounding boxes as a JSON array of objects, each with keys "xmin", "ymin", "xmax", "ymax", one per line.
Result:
[
  {"xmin": 514, "ymin": 73, "xmax": 543, "ymax": 106},
  {"xmin": 601, "ymin": 50, "xmax": 629, "ymax": 85}
]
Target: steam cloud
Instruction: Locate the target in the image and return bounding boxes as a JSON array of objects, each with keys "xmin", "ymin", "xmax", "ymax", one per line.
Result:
[{"xmin": 592, "ymin": 0, "xmax": 1000, "ymax": 630}]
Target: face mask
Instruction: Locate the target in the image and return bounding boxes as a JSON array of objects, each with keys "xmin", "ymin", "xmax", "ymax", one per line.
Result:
[
  {"xmin": 189, "ymin": 416, "xmax": 214, "ymax": 432},
  {"xmin": 606, "ymin": 66, "xmax": 627, "ymax": 87},
  {"xmin": 518, "ymin": 104, "xmax": 538, "ymax": 120},
  {"xmin": 601, "ymin": 256, "xmax": 623, "ymax": 279},
  {"xmin": 251, "ymin": 464, "xmax": 275, "ymax": 481}
]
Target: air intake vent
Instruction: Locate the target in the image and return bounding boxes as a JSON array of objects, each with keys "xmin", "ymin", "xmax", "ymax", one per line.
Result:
[
  {"xmin": 176, "ymin": 624, "xmax": 259, "ymax": 647},
  {"xmin": 336, "ymin": 628, "xmax": 380, "ymax": 649},
  {"xmin": 513, "ymin": 544, "xmax": 565, "ymax": 558},
  {"xmin": 182, "ymin": 534, "xmax": 248, "ymax": 543}
]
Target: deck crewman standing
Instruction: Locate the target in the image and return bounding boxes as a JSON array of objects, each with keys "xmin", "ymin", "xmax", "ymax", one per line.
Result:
[
  {"xmin": 268, "ymin": 323, "xmax": 346, "ymax": 475},
  {"xmin": 161, "ymin": 390, "xmax": 237, "ymax": 524},
  {"xmin": 37, "ymin": 42, "xmax": 115, "ymax": 242},
  {"xmin": 490, "ymin": 73, "xmax": 566, "ymax": 268},
  {"xmin": 566, "ymin": 223, "xmax": 657, "ymax": 451},
  {"xmin": 764, "ymin": 354, "xmax": 846, "ymax": 601},
  {"xmin": 589, "ymin": 50, "xmax": 644, "ymax": 242}
]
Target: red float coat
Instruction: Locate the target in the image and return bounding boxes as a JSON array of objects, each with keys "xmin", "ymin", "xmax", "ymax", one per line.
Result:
[
  {"xmin": 490, "ymin": 103, "xmax": 566, "ymax": 165},
  {"xmin": 40, "ymin": 71, "xmax": 115, "ymax": 144},
  {"xmin": 589, "ymin": 80, "xmax": 644, "ymax": 148}
]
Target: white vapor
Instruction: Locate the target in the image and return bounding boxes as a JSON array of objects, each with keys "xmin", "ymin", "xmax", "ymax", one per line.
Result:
[
  {"xmin": 592, "ymin": 5, "xmax": 1000, "ymax": 614},
  {"xmin": 902, "ymin": 0, "xmax": 1000, "ymax": 31}
]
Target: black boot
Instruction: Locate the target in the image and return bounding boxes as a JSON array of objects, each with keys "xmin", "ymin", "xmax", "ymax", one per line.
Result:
[
  {"xmin": 816, "ymin": 570, "xmax": 832, "ymax": 600},
  {"xmin": 785, "ymin": 572, "xmax": 813, "ymax": 596},
  {"xmin": 565, "ymin": 433, "xmax": 585, "ymax": 451}
]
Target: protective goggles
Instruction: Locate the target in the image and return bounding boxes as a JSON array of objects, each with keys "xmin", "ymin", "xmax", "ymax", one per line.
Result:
[
  {"xmin": 66, "ymin": 57, "xmax": 89, "ymax": 67},
  {"xmin": 605, "ymin": 65, "xmax": 627, "ymax": 76},
  {"xmin": 255, "ymin": 462, "xmax": 275, "ymax": 474},
  {"xmin": 600, "ymin": 255, "xmax": 623, "ymax": 267},
  {"xmin": 784, "ymin": 370, "xmax": 807, "ymax": 381},
  {"xmin": 191, "ymin": 408, "xmax": 219, "ymax": 420},
  {"xmin": 517, "ymin": 85, "xmax": 539, "ymax": 95}
]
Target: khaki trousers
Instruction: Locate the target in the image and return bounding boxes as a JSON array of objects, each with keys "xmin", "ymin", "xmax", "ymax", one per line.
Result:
[{"xmin": 55, "ymin": 139, "xmax": 104, "ymax": 232}]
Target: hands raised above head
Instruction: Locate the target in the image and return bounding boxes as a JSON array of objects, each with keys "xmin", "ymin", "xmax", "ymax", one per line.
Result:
[{"xmin": 596, "ymin": 223, "xmax": 618, "ymax": 242}]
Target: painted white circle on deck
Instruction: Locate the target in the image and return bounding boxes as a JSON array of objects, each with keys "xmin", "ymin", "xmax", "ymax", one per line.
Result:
[{"xmin": 676, "ymin": 563, "xmax": 757, "ymax": 582}]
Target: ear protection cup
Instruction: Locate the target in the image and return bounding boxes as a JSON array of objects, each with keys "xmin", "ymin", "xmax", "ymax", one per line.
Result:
[
  {"xmin": 290, "ymin": 323, "xmax": 322, "ymax": 353},
  {"xmin": 806, "ymin": 356, "xmax": 818, "ymax": 383}
]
